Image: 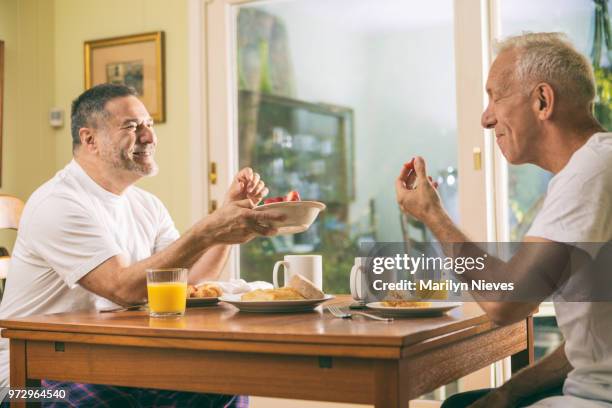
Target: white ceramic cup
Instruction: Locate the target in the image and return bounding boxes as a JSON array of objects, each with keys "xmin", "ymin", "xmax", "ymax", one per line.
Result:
[
  {"xmin": 273, "ymin": 255, "xmax": 323, "ymax": 290},
  {"xmin": 350, "ymin": 257, "xmax": 368, "ymax": 302}
]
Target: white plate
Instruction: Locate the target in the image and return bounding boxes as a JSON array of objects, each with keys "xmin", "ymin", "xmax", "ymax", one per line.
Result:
[
  {"xmin": 187, "ymin": 297, "xmax": 219, "ymax": 307},
  {"xmin": 366, "ymin": 301, "xmax": 461, "ymax": 317},
  {"xmin": 220, "ymin": 294, "xmax": 334, "ymax": 313},
  {"xmin": 254, "ymin": 201, "xmax": 326, "ymax": 235}
]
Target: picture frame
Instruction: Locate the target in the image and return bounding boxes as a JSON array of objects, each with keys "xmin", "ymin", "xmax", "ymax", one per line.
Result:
[
  {"xmin": 0, "ymin": 40, "xmax": 4, "ymax": 187},
  {"xmin": 84, "ymin": 32, "xmax": 165, "ymax": 122}
]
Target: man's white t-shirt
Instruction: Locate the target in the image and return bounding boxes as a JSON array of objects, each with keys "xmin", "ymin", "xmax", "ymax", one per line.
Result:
[
  {"xmin": 526, "ymin": 132, "xmax": 612, "ymax": 407},
  {"xmin": 0, "ymin": 160, "xmax": 180, "ymax": 388}
]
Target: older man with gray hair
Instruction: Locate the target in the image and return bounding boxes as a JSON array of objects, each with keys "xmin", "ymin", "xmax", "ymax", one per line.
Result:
[{"xmin": 396, "ymin": 33, "xmax": 612, "ymax": 407}]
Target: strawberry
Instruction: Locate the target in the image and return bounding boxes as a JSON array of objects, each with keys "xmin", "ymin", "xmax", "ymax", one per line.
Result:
[
  {"xmin": 263, "ymin": 196, "xmax": 285, "ymax": 205},
  {"xmin": 285, "ymin": 191, "xmax": 301, "ymax": 201}
]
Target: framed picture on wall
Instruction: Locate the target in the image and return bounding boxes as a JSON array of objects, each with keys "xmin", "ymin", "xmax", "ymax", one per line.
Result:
[
  {"xmin": 0, "ymin": 40, "xmax": 4, "ymax": 187},
  {"xmin": 84, "ymin": 31, "xmax": 165, "ymax": 122}
]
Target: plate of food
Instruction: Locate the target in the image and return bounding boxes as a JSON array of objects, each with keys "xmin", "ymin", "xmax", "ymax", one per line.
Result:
[
  {"xmin": 255, "ymin": 191, "xmax": 326, "ymax": 235},
  {"xmin": 187, "ymin": 283, "xmax": 222, "ymax": 307},
  {"xmin": 366, "ymin": 300, "xmax": 461, "ymax": 317},
  {"xmin": 220, "ymin": 274, "xmax": 333, "ymax": 312}
]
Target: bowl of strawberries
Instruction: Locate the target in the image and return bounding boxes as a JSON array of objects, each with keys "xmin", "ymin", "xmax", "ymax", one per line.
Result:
[{"xmin": 255, "ymin": 191, "xmax": 326, "ymax": 235}]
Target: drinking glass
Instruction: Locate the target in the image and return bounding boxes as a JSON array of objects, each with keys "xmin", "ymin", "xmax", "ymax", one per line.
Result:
[{"xmin": 146, "ymin": 268, "xmax": 188, "ymax": 317}]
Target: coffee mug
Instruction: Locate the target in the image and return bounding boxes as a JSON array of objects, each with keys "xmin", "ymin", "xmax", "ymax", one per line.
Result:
[
  {"xmin": 273, "ymin": 255, "xmax": 323, "ymax": 290},
  {"xmin": 350, "ymin": 257, "xmax": 368, "ymax": 302}
]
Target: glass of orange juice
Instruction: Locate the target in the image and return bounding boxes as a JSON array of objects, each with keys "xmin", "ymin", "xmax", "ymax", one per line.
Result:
[{"xmin": 146, "ymin": 268, "xmax": 188, "ymax": 317}]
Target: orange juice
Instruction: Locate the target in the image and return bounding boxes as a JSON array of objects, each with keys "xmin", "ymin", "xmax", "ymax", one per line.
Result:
[
  {"xmin": 148, "ymin": 317, "xmax": 187, "ymax": 329},
  {"xmin": 147, "ymin": 282, "xmax": 187, "ymax": 315}
]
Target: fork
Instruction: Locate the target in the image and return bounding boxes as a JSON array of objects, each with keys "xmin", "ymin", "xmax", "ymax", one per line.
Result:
[
  {"xmin": 327, "ymin": 305, "xmax": 393, "ymax": 322},
  {"xmin": 99, "ymin": 304, "xmax": 146, "ymax": 313}
]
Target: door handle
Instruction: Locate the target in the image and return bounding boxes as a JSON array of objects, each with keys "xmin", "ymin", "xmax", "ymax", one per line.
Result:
[
  {"xmin": 209, "ymin": 162, "xmax": 218, "ymax": 184},
  {"xmin": 473, "ymin": 147, "xmax": 482, "ymax": 170}
]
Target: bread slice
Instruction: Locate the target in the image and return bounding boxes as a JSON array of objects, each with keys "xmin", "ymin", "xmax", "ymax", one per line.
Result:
[
  {"xmin": 241, "ymin": 287, "xmax": 304, "ymax": 301},
  {"xmin": 288, "ymin": 274, "xmax": 324, "ymax": 300}
]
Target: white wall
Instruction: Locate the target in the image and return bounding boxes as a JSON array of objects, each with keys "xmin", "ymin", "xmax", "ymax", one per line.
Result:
[{"xmin": 0, "ymin": 0, "xmax": 56, "ymax": 252}]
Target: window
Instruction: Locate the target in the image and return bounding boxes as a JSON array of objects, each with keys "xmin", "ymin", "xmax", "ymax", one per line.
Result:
[{"xmin": 234, "ymin": 0, "xmax": 461, "ymax": 293}]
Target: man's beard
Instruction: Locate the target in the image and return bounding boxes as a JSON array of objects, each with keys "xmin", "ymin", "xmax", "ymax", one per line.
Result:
[{"xmin": 102, "ymin": 144, "xmax": 159, "ymax": 177}]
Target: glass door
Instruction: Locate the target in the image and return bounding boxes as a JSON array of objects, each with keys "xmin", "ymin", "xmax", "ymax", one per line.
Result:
[
  {"xmin": 203, "ymin": 0, "xmax": 493, "ymax": 404},
  {"xmin": 234, "ymin": 0, "xmax": 463, "ymax": 292},
  {"xmin": 205, "ymin": 0, "xmax": 489, "ymax": 285}
]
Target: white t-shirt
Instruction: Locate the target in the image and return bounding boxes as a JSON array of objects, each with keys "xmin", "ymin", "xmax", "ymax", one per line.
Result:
[
  {"xmin": 0, "ymin": 160, "xmax": 180, "ymax": 388},
  {"xmin": 526, "ymin": 132, "xmax": 612, "ymax": 407}
]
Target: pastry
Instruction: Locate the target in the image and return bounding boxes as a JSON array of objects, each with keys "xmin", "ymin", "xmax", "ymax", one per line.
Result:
[
  {"xmin": 188, "ymin": 283, "xmax": 223, "ymax": 298},
  {"xmin": 241, "ymin": 287, "xmax": 304, "ymax": 301},
  {"xmin": 381, "ymin": 300, "xmax": 431, "ymax": 308},
  {"xmin": 287, "ymin": 274, "xmax": 324, "ymax": 300}
]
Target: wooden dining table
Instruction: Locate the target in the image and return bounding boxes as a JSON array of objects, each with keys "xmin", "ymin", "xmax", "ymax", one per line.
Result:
[{"xmin": 0, "ymin": 296, "xmax": 533, "ymax": 408}]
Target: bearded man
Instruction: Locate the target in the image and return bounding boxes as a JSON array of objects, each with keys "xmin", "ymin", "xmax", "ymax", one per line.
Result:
[{"xmin": 0, "ymin": 83, "xmax": 281, "ymax": 407}]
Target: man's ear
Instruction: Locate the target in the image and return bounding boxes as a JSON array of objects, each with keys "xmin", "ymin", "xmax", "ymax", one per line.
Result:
[
  {"xmin": 79, "ymin": 127, "xmax": 97, "ymax": 152},
  {"xmin": 533, "ymin": 82, "xmax": 555, "ymax": 120}
]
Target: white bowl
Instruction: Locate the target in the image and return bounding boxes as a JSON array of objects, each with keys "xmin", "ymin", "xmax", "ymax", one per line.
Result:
[{"xmin": 254, "ymin": 201, "xmax": 326, "ymax": 235}]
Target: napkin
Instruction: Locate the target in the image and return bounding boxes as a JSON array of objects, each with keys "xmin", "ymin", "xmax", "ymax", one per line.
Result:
[{"xmin": 200, "ymin": 279, "xmax": 273, "ymax": 294}]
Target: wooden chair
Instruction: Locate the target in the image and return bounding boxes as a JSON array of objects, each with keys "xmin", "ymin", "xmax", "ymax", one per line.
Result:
[{"xmin": 0, "ymin": 195, "xmax": 25, "ymax": 289}]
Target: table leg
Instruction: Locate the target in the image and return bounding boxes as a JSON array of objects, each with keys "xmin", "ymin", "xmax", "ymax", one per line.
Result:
[
  {"xmin": 9, "ymin": 339, "xmax": 41, "ymax": 408},
  {"xmin": 511, "ymin": 316, "xmax": 535, "ymax": 373},
  {"xmin": 374, "ymin": 360, "xmax": 409, "ymax": 408}
]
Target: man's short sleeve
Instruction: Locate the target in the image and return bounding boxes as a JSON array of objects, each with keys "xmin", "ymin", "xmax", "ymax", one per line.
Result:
[
  {"xmin": 527, "ymin": 171, "xmax": 612, "ymax": 252},
  {"xmin": 24, "ymin": 195, "xmax": 123, "ymax": 289}
]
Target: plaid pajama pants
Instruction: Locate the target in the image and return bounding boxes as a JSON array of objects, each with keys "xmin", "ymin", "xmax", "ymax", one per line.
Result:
[{"xmin": 37, "ymin": 380, "xmax": 249, "ymax": 408}]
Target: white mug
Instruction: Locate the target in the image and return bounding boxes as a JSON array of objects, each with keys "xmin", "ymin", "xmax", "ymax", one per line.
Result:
[
  {"xmin": 350, "ymin": 257, "xmax": 368, "ymax": 302},
  {"xmin": 273, "ymin": 255, "xmax": 323, "ymax": 290}
]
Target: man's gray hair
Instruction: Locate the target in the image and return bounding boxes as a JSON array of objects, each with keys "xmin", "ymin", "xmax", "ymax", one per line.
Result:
[{"xmin": 495, "ymin": 32, "xmax": 596, "ymax": 107}]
